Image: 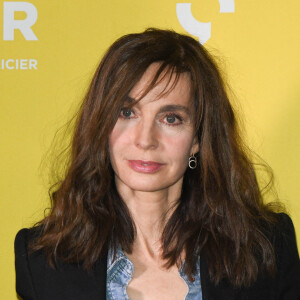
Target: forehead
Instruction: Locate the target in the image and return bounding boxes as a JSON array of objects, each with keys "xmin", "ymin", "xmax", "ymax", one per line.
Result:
[{"xmin": 129, "ymin": 63, "xmax": 192, "ymax": 107}]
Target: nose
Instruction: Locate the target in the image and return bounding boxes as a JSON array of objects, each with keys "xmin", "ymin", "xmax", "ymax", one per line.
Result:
[{"xmin": 134, "ymin": 119, "xmax": 159, "ymax": 150}]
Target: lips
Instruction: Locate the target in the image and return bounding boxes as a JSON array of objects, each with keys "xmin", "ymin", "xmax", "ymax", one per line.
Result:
[{"xmin": 128, "ymin": 160, "xmax": 164, "ymax": 173}]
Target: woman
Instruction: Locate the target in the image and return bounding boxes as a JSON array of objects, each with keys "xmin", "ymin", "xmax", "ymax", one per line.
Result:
[{"xmin": 15, "ymin": 28, "xmax": 300, "ymax": 300}]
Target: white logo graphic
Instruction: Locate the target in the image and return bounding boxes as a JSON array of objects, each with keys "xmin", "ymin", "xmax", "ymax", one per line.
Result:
[
  {"xmin": 3, "ymin": 2, "xmax": 38, "ymax": 41},
  {"xmin": 218, "ymin": 0, "xmax": 235, "ymax": 13},
  {"xmin": 176, "ymin": 0, "xmax": 235, "ymax": 44},
  {"xmin": 176, "ymin": 4, "xmax": 211, "ymax": 45}
]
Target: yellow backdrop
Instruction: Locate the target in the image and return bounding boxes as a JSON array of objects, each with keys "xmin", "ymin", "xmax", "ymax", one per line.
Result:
[{"xmin": 1, "ymin": 1, "xmax": 299, "ymax": 298}]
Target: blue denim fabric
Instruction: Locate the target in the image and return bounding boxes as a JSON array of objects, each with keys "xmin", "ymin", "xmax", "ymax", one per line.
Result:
[{"xmin": 106, "ymin": 245, "xmax": 202, "ymax": 300}]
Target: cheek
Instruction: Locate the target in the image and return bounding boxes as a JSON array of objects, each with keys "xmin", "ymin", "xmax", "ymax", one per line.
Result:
[
  {"xmin": 108, "ymin": 125, "xmax": 132, "ymax": 159},
  {"xmin": 108, "ymin": 129, "xmax": 118, "ymax": 151},
  {"xmin": 109, "ymin": 120, "xmax": 136, "ymax": 143},
  {"xmin": 109, "ymin": 121, "xmax": 124, "ymax": 145},
  {"xmin": 108, "ymin": 127, "xmax": 120, "ymax": 163},
  {"xmin": 162, "ymin": 134, "xmax": 194, "ymax": 161}
]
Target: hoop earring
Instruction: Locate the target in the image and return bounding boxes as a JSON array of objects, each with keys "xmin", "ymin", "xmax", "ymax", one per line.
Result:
[{"xmin": 188, "ymin": 154, "xmax": 197, "ymax": 169}]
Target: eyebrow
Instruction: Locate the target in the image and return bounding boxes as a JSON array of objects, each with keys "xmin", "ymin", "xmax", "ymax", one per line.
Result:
[
  {"xmin": 125, "ymin": 96, "xmax": 135, "ymax": 103},
  {"xmin": 125, "ymin": 97, "xmax": 191, "ymax": 114},
  {"xmin": 158, "ymin": 105, "xmax": 190, "ymax": 115}
]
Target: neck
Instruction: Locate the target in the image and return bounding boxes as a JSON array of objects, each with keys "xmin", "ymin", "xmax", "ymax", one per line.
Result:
[{"xmin": 115, "ymin": 177, "xmax": 183, "ymax": 259}]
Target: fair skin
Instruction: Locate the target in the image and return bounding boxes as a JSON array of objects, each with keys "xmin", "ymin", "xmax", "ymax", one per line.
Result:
[{"xmin": 109, "ymin": 63, "xmax": 199, "ymax": 300}]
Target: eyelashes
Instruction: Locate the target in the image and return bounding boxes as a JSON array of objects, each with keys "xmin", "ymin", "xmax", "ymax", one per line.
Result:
[
  {"xmin": 163, "ymin": 113, "xmax": 183, "ymax": 126},
  {"xmin": 120, "ymin": 108, "xmax": 135, "ymax": 119},
  {"xmin": 119, "ymin": 108, "xmax": 184, "ymax": 126}
]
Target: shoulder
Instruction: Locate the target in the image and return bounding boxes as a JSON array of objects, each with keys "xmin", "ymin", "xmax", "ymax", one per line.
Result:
[
  {"xmin": 15, "ymin": 228, "xmax": 27, "ymax": 256},
  {"xmin": 15, "ymin": 228, "xmax": 36, "ymax": 255},
  {"xmin": 15, "ymin": 226, "xmax": 41, "ymax": 247},
  {"xmin": 274, "ymin": 212, "xmax": 296, "ymax": 233},
  {"xmin": 201, "ymin": 213, "xmax": 300, "ymax": 299},
  {"xmin": 260, "ymin": 212, "xmax": 299, "ymax": 264},
  {"xmin": 15, "ymin": 227, "xmax": 44, "ymax": 270},
  {"xmin": 15, "ymin": 227, "xmax": 45, "ymax": 300},
  {"xmin": 273, "ymin": 213, "xmax": 300, "ymax": 264},
  {"xmin": 243, "ymin": 213, "xmax": 300, "ymax": 299},
  {"xmin": 265, "ymin": 212, "xmax": 300, "ymax": 299},
  {"xmin": 14, "ymin": 227, "xmax": 108, "ymax": 300},
  {"xmin": 269, "ymin": 213, "xmax": 299, "ymax": 257},
  {"xmin": 259, "ymin": 212, "xmax": 296, "ymax": 243}
]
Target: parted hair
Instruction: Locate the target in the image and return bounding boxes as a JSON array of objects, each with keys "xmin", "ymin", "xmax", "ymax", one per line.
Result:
[{"xmin": 31, "ymin": 28, "xmax": 279, "ymax": 287}]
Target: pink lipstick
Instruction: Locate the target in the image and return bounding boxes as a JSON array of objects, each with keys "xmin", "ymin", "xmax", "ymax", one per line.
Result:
[{"xmin": 128, "ymin": 160, "xmax": 164, "ymax": 173}]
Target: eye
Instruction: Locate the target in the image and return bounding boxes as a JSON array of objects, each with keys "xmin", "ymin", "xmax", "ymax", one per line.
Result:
[
  {"xmin": 120, "ymin": 108, "xmax": 135, "ymax": 119},
  {"xmin": 163, "ymin": 113, "xmax": 183, "ymax": 126}
]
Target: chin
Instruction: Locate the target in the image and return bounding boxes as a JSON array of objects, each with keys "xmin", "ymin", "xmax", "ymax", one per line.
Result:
[
  {"xmin": 128, "ymin": 181, "xmax": 168, "ymax": 192},
  {"xmin": 117, "ymin": 176, "xmax": 172, "ymax": 193},
  {"xmin": 119, "ymin": 171, "xmax": 186, "ymax": 193}
]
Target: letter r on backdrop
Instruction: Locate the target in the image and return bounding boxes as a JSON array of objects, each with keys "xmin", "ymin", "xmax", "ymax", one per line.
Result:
[{"xmin": 3, "ymin": 1, "xmax": 38, "ymax": 40}]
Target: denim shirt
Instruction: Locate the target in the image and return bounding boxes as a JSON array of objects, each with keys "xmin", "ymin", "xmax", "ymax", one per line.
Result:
[{"xmin": 106, "ymin": 245, "xmax": 202, "ymax": 300}]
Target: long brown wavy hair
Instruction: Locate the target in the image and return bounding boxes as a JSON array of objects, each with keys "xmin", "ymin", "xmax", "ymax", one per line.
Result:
[{"xmin": 31, "ymin": 28, "xmax": 280, "ymax": 287}]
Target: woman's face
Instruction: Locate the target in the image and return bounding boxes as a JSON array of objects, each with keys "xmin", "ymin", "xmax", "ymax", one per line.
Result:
[{"xmin": 109, "ymin": 63, "xmax": 199, "ymax": 194}]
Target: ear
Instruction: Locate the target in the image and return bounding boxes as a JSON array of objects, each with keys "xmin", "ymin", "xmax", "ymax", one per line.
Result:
[{"xmin": 190, "ymin": 136, "xmax": 199, "ymax": 155}]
